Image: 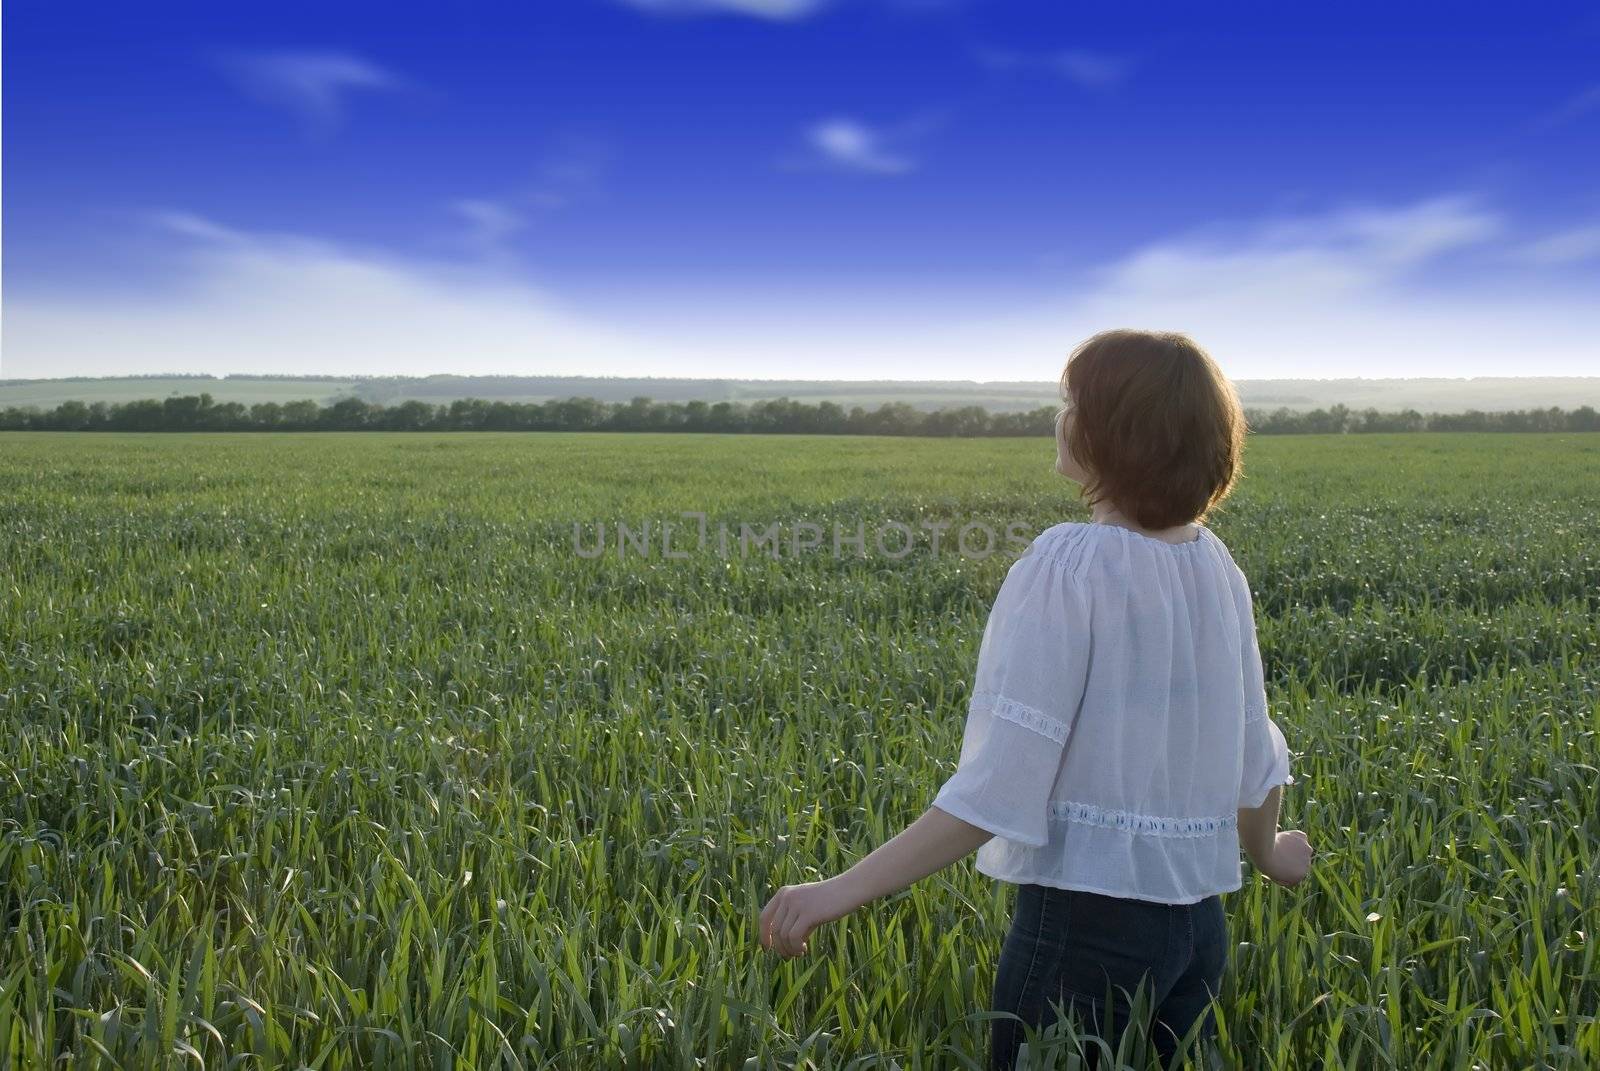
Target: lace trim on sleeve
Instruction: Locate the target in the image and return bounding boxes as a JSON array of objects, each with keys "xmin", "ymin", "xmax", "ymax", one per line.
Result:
[{"xmin": 972, "ymin": 690, "xmax": 1070, "ymax": 746}]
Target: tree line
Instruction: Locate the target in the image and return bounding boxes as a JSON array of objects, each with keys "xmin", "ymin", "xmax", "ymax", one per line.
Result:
[{"xmin": 1, "ymin": 393, "xmax": 1597, "ymax": 435}]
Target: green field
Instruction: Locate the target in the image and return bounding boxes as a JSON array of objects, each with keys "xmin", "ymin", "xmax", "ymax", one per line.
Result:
[{"xmin": 2, "ymin": 431, "xmax": 1597, "ymax": 1069}]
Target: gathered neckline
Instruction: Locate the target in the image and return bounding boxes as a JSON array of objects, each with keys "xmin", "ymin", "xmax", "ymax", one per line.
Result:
[{"xmin": 1081, "ymin": 520, "xmax": 1208, "ymax": 549}]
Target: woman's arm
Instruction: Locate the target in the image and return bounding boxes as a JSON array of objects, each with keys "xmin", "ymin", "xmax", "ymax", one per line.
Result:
[
  {"xmin": 758, "ymin": 543, "xmax": 1085, "ymax": 957},
  {"xmin": 759, "ymin": 805, "xmax": 994, "ymax": 958},
  {"xmin": 1238, "ymin": 784, "xmax": 1313, "ymax": 886},
  {"xmin": 1237, "ymin": 783, "xmax": 1281, "ymax": 865},
  {"xmin": 821, "ymin": 805, "xmax": 994, "ymax": 909}
]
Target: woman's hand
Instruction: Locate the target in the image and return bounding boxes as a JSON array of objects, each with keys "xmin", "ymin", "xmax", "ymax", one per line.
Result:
[
  {"xmin": 757, "ymin": 807, "xmax": 993, "ymax": 958},
  {"xmin": 759, "ymin": 878, "xmax": 858, "ymax": 958},
  {"xmin": 1261, "ymin": 829, "xmax": 1313, "ymax": 886}
]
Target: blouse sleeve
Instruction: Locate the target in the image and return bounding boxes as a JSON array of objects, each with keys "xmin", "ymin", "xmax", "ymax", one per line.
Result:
[
  {"xmin": 931, "ymin": 545, "xmax": 1091, "ymax": 847},
  {"xmin": 1234, "ymin": 569, "xmax": 1295, "ymax": 809}
]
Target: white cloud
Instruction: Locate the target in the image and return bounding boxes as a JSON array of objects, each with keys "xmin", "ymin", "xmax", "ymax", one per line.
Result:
[
  {"xmin": 1052, "ymin": 50, "xmax": 1132, "ymax": 90},
  {"xmin": 4, "ymin": 194, "xmax": 1597, "ymax": 381},
  {"xmin": 450, "ymin": 199, "xmax": 528, "ymax": 256},
  {"xmin": 1509, "ymin": 224, "xmax": 1600, "ymax": 265},
  {"xmin": 976, "ymin": 45, "xmax": 1133, "ymax": 89},
  {"xmin": 614, "ymin": 0, "xmax": 826, "ymax": 19},
  {"xmin": 440, "ymin": 140, "xmax": 615, "ymax": 258},
  {"xmin": 612, "ymin": 192, "xmax": 1597, "ymax": 380},
  {"xmin": 3, "ymin": 214, "xmax": 679, "ymax": 378},
  {"xmin": 1024, "ymin": 193, "xmax": 1596, "ymax": 378},
  {"xmin": 147, "ymin": 211, "xmax": 249, "ymax": 245},
  {"xmin": 526, "ymin": 137, "xmax": 615, "ymax": 209},
  {"xmin": 219, "ymin": 50, "xmax": 403, "ymax": 134},
  {"xmin": 799, "ymin": 118, "xmax": 916, "ymax": 174},
  {"xmin": 1093, "ymin": 195, "xmax": 1503, "ymax": 301},
  {"xmin": 1533, "ymin": 83, "xmax": 1600, "ymax": 131}
]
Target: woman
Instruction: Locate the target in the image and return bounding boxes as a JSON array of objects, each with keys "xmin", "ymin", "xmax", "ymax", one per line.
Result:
[{"xmin": 758, "ymin": 328, "xmax": 1314, "ymax": 1068}]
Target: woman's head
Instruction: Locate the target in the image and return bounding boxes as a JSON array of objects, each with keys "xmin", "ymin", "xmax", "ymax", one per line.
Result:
[{"xmin": 1054, "ymin": 328, "xmax": 1245, "ymax": 529}]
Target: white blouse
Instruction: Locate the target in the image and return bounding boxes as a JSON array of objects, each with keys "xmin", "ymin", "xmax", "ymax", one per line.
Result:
[{"xmin": 931, "ymin": 521, "xmax": 1294, "ymax": 905}]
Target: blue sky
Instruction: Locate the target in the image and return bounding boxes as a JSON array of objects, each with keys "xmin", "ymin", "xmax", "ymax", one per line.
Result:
[{"xmin": 4, "ymin": 0, "xmax": 1599, "ymax": 380}]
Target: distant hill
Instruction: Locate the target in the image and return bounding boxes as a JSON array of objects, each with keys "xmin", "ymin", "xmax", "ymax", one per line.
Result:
[{"xmin": 3, "ymin": 373, "xmax": 1598, "ymax": 414}]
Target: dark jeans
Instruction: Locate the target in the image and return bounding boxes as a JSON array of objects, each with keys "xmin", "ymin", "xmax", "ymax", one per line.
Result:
[{"xmin": 990, "ymin": 884, "xmax": 1228, "ymax": 1070}]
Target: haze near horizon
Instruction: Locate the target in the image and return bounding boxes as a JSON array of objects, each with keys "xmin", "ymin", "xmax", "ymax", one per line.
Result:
[{"xmin": 4, "ymin": 2, "xmax": 1599, "ymax": 380}]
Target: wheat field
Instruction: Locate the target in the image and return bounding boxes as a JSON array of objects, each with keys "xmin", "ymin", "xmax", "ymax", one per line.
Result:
[{"xmin": 1, "ymin": 431, "xmax": 1596, "ymax": 1068}]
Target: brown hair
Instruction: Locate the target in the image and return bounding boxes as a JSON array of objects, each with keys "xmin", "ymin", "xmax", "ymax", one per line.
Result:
[{"xmin": 1060, "ymin": 328, "xmax": 1245, "ymax": 530}]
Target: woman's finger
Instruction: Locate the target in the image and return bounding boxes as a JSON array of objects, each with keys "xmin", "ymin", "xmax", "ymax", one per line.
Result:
[
  {"xmin": 759, "ymin": 893, "xmax": 782, "ymax": 950},
  {"xmin": 771, "ymin": 901, "xmax": 796, "ymax": 956},
  {"xmin": 783, "ymin": 915, "xmax": 811, "ymax": 958},
  {"xmin": 766, "ymin": 901, "xmax": 787, "ymax": 953},
  {"xmin": 777, "ymin": 909, "xmax": 800, "ymax": 954},
  {"xmin": 774, "ymin": 906, "xmax": 794, "ymax": 956}
]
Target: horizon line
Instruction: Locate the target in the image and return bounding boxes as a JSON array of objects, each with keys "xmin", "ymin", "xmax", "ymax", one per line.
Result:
[{"xmin": 5, "ymin": 372, "xmax": 1599, "ymax": 386}]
